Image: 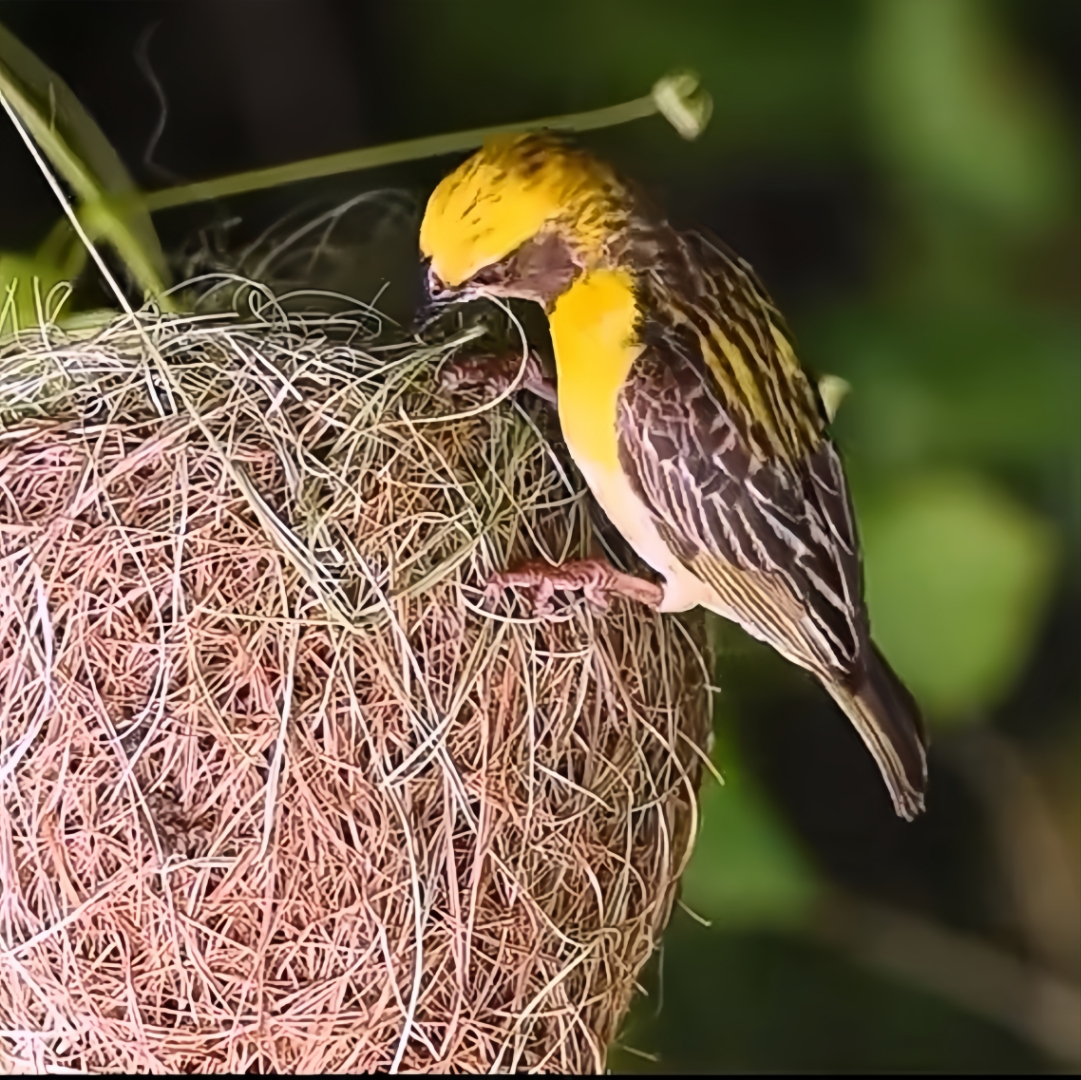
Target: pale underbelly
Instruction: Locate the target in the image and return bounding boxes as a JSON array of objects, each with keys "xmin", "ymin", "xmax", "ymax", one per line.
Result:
[
  {"xmin": 566, "ymin": 447, "xmax": 719, "ymax": 615},
  {"xmin": 571, "ymin": 455, "xmax": 811, "ymax": 662}
]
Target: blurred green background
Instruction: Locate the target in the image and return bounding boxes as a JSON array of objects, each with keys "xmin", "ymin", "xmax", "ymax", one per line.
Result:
[{"xmin": 1, "ymin": 0, "xmax": 1078, "ymax": 1071}]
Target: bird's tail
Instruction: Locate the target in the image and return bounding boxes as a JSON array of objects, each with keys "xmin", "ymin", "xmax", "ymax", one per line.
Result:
[{"xmin": 823, "ymin": 644, "xmax": 928, "ymax": 820}]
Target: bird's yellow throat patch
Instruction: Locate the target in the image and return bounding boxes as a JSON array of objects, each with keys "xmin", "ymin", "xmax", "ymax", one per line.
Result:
[{"xmin": 548, "ymin": 269, "xmax": 641, "ymax": 471}]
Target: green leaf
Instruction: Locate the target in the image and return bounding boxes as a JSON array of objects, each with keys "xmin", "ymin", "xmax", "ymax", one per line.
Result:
[
  {"xmin": 0, "ymin": 254, "xmax": 66, "ymax": 333},
  {"xmin": 860, "ymin": 471, "xmax": 1059, "ymax": 720},
  {"xmin": 0, "ymin": 21, "xmax": 170, "ymax": 305},
  {"xmin": 815, "ymin": 305, "xmax": 1081, "ymax": 472},
  {"xmin": 680, "ymin": 754, "xmax": 820, "ymax": 929},
  {"xmin": 864, "ymin": 0, "xmax": 1074, "ymax": 228},
  {"xmin": 0, "ymin": 220, "xmax": 86, "ymax": 334}
]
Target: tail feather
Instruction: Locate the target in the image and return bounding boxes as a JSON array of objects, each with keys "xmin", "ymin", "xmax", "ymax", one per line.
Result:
[{"xmin": 824, "ymin": 643, "xmax": 928, "ymax": 820}]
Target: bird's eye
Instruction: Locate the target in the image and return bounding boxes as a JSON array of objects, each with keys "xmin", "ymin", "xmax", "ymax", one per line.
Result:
[{"xmin": 470, "ymin": 264, "xmax": 504, "ymax": 287}]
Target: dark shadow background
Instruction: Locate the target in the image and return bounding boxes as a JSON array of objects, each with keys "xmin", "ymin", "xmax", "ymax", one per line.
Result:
[{"xmin": 1, "ymin": 0, "xmax": 1078, "ymax": 1072}]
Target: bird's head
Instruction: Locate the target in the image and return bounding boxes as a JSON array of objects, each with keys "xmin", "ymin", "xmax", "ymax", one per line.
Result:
[{"xmin": 419, "ymin": 134, "xmax": 628, "ymax": 312}]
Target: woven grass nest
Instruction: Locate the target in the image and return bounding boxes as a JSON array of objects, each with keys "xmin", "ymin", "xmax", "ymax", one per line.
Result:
[{"xmin": 0, "ymin": 286, "xmax": 711, "ymax": 1073}]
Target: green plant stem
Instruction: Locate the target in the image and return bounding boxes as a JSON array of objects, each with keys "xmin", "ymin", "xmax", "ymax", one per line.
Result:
[{"xmin": 142, "ymin": 95, "xmax": 658, "ymax": 212}]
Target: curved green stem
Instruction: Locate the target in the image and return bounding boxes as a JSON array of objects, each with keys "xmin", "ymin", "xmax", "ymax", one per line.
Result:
[
  {"xmin": 142, "ymin": 70, "xmax": 711, "ymax": 213},
  {"xmin": 143, "ymin": 96, "xmax": 658, "ymax": 212}
]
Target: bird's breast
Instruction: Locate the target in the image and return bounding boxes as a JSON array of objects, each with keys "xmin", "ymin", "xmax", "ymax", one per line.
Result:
[{"xmin": 546, "ymin": 269, "xmax": 712, "ymax": 610}]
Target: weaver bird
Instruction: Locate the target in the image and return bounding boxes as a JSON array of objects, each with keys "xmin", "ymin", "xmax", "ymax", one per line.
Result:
[{"xmin": 419, "ymin": 134, "xmax": 927, "ymax": 819}]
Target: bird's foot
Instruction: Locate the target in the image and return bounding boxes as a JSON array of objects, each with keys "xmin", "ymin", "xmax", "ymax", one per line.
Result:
[
  {"xmin": 484, "ymin": 558, "xmax": 663, "ymax": 617},
  {"xmin": 438, "ymin": 350, "xmax": 557, "ymax": 404}
]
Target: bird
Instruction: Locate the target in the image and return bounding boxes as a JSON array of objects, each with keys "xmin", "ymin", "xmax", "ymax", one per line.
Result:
[{"xmin": 419, "ymin": 133, "xmax": 927, "ymax": 819}]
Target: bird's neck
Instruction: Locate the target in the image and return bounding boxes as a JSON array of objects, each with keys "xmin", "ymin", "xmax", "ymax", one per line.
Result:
[{"xmin": 547, "ymin": 269, "xmax": 642, "ymax": 471}]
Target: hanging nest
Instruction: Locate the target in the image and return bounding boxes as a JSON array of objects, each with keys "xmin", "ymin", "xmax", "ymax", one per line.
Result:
[{"xmin": 0, "ymin": 287, "xmax": 711, "ymax": 1073}]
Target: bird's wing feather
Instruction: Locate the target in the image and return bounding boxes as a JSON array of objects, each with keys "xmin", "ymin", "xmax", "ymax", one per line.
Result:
[{"xmin": 618, "ymin": 231, "xmax": 866, "ymax": 676}]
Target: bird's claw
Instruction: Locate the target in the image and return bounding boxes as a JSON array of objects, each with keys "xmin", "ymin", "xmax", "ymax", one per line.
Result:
[
  {"xmin": 482, "ymin": 558, "xmax": 660, "ymax": 618},
  {"xmin": 438, "ymin": 351, "xmax": 557, "ymax": 404}
]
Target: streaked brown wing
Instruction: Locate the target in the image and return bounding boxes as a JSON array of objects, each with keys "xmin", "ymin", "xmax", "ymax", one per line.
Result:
[
  {"xmin": 633, "ymin": 229, "xmax": 826, "ymax": 464},
  {"xmin": 618, "ymin": 234, "xmax": 867, "ymax": 676}
]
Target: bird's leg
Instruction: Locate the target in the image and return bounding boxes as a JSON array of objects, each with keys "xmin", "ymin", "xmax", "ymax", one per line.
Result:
[
  {"xmin": 438, "ymin": 350, "xmax": 558, "ymax": 404},
  {"xmin": 484, "ymin": 557, "xmax": 663, "ymax": 616}
]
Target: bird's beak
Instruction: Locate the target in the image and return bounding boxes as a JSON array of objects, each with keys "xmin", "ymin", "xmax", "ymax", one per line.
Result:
[
  {"xmin": 415, "ymin": 258, "xmax": 467, "ymax": 334},
  {"xmin": 424, "ymin": 261, "xmax": 453, "ymax": 303}
]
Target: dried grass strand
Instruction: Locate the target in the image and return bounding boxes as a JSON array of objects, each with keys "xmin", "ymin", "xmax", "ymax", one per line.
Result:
[{"xmin": 0, "ymin": 292, "xmax": 709, "ymax": 1073}]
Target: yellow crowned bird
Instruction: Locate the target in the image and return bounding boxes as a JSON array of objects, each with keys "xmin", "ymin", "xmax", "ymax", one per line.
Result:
[{"xmin": 419, "ymin": 134, "xmax": 927, "ymax": 819}]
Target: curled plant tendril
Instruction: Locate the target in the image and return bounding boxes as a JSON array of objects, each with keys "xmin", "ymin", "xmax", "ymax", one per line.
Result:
[{"xmin": 652, "ymin": 70, "xmax": 714, "ymax": 140}]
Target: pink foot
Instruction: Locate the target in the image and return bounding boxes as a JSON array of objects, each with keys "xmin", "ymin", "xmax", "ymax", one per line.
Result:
[
  {"xmin": 438, "ymin": 351, "xmax": 557, "ymax": 404},
  {"xmin": 484, "ymin": 558, "xmax": 663, "ymax": 616}
]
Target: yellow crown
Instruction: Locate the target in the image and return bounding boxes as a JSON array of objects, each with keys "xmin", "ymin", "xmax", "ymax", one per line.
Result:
[{"xmin": 420, "ymin": 134, "xmax": 624, "ymax": 287}]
